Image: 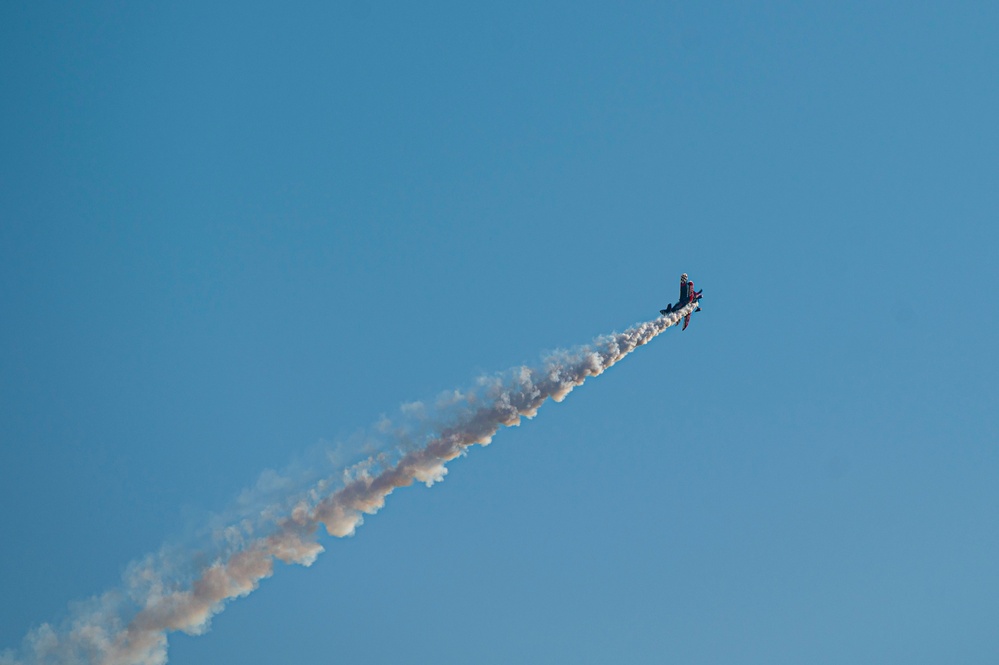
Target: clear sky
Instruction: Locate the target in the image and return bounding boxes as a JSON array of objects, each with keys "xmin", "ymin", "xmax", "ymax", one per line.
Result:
[{"xmin": 1, "ymin": 2, "xmax": 997, "ymax": 663}]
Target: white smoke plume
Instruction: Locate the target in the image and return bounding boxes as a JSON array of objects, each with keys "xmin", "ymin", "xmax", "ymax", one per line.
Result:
[{"xmin": 1, "ymin": 305, "xmax": 696, "ymax": 665}]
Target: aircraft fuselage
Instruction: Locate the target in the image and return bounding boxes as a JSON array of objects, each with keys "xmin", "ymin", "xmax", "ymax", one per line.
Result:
[{"xmin": 660, "ymin": 273, "xmax": 703, "ymax": 330}]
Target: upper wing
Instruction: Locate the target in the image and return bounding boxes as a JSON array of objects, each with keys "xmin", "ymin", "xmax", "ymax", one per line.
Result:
[{"xmin": 682, "ymin": 313, "xmax": 690, "ymax": 331}]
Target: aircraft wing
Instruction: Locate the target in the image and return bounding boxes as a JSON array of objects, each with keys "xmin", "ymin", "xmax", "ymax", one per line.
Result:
[{"xmin": 682, "ymin": 313, "xmax": 691, "ymax": 331}]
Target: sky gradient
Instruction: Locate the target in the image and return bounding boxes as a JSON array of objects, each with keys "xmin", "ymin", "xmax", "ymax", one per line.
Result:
[{"xmin": 2, "ymin": 2, "xmax": 997, "ymax": 664}]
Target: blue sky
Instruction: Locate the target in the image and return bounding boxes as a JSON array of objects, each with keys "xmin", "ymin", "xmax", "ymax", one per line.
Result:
[{"xmin": 1, "ymin": 2, "xmax": 997, "ymax": 663}]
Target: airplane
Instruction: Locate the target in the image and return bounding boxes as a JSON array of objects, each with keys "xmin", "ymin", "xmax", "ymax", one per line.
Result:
[{"xmin": 660, "ymin": 273, "xmax": 703, "ymax": 331}]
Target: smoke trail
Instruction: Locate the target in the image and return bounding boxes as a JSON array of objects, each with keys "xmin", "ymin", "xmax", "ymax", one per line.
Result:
[{"xmin": 2, "ymin": 305, "xmax": 696, "ymax": 665}]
